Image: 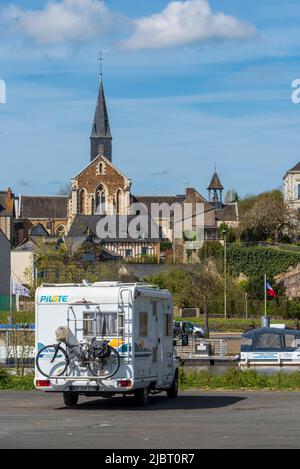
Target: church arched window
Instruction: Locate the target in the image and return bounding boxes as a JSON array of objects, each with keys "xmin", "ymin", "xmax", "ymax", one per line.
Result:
[
  {"xmin": 56, "ymin": 225, "xmax": 66, "ymax": 237},
  {"xmin": 79, "ymin": 189, "xmax": 87, "ymax": 214},
  {"xmin": 95, "ymin": 184, "xmax": 106, "ymax": 214},
  {"xmin": 91, "ymin": 196, "xmax": 95, "ymax": 215},
  {"xmin": 115, "ymin": 189, "xmax": 123, "ymax": 214},
  {"xmin": 97, "ymin": 162, "xmax": 106, "ymax": 175}
]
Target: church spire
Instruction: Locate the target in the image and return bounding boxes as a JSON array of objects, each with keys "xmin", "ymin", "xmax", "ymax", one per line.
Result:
[{"xmin": 90, "ymin": 56, "xmax": 112, "ymax": 162}]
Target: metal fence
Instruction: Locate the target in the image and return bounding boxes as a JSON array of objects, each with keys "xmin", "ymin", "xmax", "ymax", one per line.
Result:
[{"xmin": 175, "ymin": 336, "xmax": 241, "ymax": 359}]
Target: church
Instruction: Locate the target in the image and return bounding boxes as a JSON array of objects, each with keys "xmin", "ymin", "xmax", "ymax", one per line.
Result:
[{"xmin": 13, "ymin": 75, "xmax": 238, "ymax": 263}]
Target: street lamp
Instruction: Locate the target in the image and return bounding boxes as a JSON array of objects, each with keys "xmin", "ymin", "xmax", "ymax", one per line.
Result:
[{"xmin": 222, "ymin": 228, "xmax": 227, "ymax": 319}]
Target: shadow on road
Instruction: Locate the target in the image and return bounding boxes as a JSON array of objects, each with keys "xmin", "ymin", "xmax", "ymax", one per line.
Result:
[{"xmin": 59, "ymin": 394, "xmax": 247, "ymax": 412}]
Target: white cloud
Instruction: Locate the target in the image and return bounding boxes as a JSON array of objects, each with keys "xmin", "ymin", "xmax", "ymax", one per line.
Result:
[
  {"xmin": 2, "ymin": 0, "xmax": 118, "ymax": 44},
  {"xmin": 123, "ymin": 0, "xmax": 256, "ymax": 50}
]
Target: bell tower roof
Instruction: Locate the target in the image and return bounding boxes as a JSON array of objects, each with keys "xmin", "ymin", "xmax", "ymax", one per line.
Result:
[{"xmin": 207, "ymin": 172, "xmax": 224, "ymax": 191}]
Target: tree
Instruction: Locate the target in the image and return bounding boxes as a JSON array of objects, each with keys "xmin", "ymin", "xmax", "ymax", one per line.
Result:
[
  {"xmin": 57, "ymin": 183, "xmax": 71, "ymax": 196},
  {"xmin": 238, "ymin": 189, "xmax": 297, "ymax": 242},
  {"xmin": 148, "ymin": 261, "xmax": 223, "ymax": 335},
  {"xmin": 198, "ymin": 241, "xmax": 224, "ymax": 271},
  {"xmin": 225, "ymin": 188, "xmax": 240, "ymax": 204},
  {"xmin": 34, "ymin": 240, "xmax": 124, "ymax": 285},
  {"xmin": 187, "ymin": 262, "xmax": 222, "ymax": 338}
]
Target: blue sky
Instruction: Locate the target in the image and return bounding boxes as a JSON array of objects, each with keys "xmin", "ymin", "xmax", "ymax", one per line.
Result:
[{"xmin": 0, "ymin": 0, "xmax": 300, "ymax": 198}]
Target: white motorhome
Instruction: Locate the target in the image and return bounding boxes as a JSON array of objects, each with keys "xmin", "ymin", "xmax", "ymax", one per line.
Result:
[{"xmin": 35, "ymin": 282, "xmax": 178, "ymax": 407}]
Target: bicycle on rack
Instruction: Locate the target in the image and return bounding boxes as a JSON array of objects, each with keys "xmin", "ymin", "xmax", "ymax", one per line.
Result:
[{"xmin": 36, "ymin": 327, "xmax": 120, "ymax": 380}]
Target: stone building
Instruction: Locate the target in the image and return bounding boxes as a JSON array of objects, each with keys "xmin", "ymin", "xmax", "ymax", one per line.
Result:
[
  {"xmin": 0, "ymin": 188, "xmax": 14, "ymax": 242},
  {"xmin": 69, "ymin": 155, "xmax": 131, "ymax": 226},
  {"xmin": 0, "ymin": 229, "xmax": 11, "ymax": 298},
  {"xmin": 14, "ymin": 195, "xmax": 68, "ymax": 245},
  {"xmin": 276, "ymin": 264, "xmax": 300, "ymax": 299},
  {"xmin": 284, "ymin": 162, "xmax": 300, "ymax": 210}
]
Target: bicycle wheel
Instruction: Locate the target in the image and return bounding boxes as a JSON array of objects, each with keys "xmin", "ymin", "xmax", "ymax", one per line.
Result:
[
  {"xmin": 88, "ymin": 346, "xmax": 120, "ymax": 380},
  {"xmin": 36, "ymin": 344, "xmax": 69, "ymax": 378}
]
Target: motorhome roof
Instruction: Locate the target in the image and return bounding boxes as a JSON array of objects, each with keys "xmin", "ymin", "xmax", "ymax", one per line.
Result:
[{"xmin": 40, "ymin": 282, "xmax": 165, "ymax": 291}]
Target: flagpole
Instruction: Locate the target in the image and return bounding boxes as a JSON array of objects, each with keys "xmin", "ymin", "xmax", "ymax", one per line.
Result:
[
  {"xmin": 9, "ymin": 275, "xmax": 12, "ymax": 324},
  {"xmin": 264, "ymin": 273, "xmax": 267, "ymax": 317}
]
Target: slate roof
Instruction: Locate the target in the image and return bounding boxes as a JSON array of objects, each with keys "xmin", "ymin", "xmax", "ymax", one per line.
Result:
[
  {"xmin": 215, "ymin": 203, "xmax": 238, "ymax": 222},
  {"xmin": 30, "ymin": 223, "xmax": 50, "ymax": 237},
  {"xmin": 133, "ymin": 191, "xmax": 214, "ymax": 218},
  {"xmin": 91, "ymin": 81, "xmax": 112, "ymax": 139},
  {"xmin": 287, "ymin": 162, "xmax": 300, "ymax": 172},
  {"xmin": 132, "ymin": 195, "xmax": 186, "ymax": 211},
  {"xmin": 13, "ymin": 235, "xmax": 123, "ymax": 261},
  {"xmin": 68, "ymin": 215, "xmax": 162, "ymax": 242},
  {"xmin": 20, "ymin": 196, "xmax": 68, "ymax": 219},
  {"xmin": 207, "ymin": 172, "xmax": 224, "ymax": 190}
]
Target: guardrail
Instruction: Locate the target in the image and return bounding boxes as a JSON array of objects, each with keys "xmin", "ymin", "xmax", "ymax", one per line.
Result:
[{"xmin": 175, "ymin": 336, "xmax": 241, "ymax": 358}]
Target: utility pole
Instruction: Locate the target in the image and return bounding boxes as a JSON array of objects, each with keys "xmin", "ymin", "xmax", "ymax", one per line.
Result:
[{"xmin": 222, "ymin": 229, "xmax": 227, "ymax": 319}]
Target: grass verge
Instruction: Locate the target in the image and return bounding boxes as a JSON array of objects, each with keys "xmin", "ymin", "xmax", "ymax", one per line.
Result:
[
  {"xmin": 0, "ymin": 368, "xmax": 35, "ymax": 391},
  {"xmin": 2, "ymin": 366, "xmax": 300, "ymax": 392},
  {"xmin": 179, "ymin": 368, "xmax": 300, "ymax": 391},
  {"xmin": 0, "ymin": 311, "xmax": 35, "ymax": 324}
]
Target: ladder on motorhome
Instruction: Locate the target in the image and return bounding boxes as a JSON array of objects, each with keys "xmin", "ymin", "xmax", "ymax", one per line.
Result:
[{"xmin": 117, "ymin": 287, "xmax": 133, "ymax": 365}]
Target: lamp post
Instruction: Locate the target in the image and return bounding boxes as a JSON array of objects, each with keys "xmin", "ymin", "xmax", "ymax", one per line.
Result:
[{"xmin": 222, "ymin": 229, "xmax": 227, "ymax": 319}]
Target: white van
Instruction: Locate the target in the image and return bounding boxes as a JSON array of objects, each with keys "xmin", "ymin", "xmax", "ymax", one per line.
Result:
[{"xmin": 35, "ymin": 282, "xmax": 178, "ymax": 407}]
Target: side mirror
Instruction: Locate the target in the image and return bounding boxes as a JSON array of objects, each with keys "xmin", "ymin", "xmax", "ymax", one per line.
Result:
[{"xmin": 182, "ymin": 334, "xmax": 189, "ymax": 347}]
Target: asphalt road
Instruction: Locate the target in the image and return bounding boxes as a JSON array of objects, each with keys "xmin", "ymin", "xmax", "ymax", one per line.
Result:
[{"xmin": 0, "ymin": 390, "xmax": 300, "ymax": 449}]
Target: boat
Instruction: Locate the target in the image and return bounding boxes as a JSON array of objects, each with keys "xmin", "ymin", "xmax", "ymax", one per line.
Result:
[{"xmin": 240, "ymin": 327, "xmax": 300, "ymax": 367}]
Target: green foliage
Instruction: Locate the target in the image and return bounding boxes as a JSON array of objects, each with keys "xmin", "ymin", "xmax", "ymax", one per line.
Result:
[
  {"xmin": 126, "ymin": 255, "xmax": 158, "ymax": 264},
  {"xmin": 287, "ymin": 300, "xmax": 300, "ymax": 319},
  {"xmin": 0, "ymin": 369, "xmax": 34, "ymax": 390},
  {"xmin": 0, "ymin": 311, "xmax": 35, "ymax": 324},
  {"xmin": 148, "ymin": 268, "xmax": 194, "ymax": 308},
  {"xmin": 198, "ymin": 241, "xmax": 223, "ymax": 267},
  {"xmin": 179, "ymin": 368, "xmax": 300, "ymax": 391},
  {"xmin": 218, "ymin": 223, "xmax": 237, "ymax": 243},
  {"xmin": 160, "ymin": 241, "xmax": 172, "ymax": 252},
  {"xmin": 227, "ymin": 244, "xmax": 300, "ymax": 278},
  {"xmin": 35, "ymin": 242, "xmax": 123, "ymax": 284}
]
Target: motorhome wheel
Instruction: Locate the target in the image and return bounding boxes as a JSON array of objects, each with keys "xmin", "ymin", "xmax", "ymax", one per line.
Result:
[{"xmin": 63, "ymin": 392, "xmax": 79, "ymax": 407}]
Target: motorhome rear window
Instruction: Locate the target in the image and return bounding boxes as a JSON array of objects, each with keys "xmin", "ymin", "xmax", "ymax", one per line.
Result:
[
  {"xmin": 139, "ymin": 312, "xmax": 148, "ymax": 337},
  {"xmin": 83, "ymin": 312, "xmax": 117, "ymax": 337}
]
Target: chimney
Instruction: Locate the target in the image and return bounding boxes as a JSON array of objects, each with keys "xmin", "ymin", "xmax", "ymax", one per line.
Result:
[{"xmin": 186, "ymin": 188, "xmax": 195, "ymax": 198}]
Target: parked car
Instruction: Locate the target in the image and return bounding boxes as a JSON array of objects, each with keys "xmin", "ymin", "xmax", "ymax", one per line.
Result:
[{"xmin": 173, "ymin": 321, "xmax": 205, "ymax": 339}]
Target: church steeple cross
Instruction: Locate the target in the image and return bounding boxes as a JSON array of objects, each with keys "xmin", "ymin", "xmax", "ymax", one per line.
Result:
[{"xmin": 97, "ymin": 51, "xmax": 104, "ymax": 81}]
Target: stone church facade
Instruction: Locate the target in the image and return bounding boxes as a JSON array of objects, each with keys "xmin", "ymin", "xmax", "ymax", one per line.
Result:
[
  {"xmin": 12, "ymin": 75, "xmax": 238, "ymax": 263},
  {"xmin": 69, "ymin": 155, "xmax": 131, "ymax": 225}
]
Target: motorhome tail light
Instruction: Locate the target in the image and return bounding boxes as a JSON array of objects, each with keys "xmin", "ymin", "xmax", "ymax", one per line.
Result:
[
  {"xmin": 36, "ymin": 380, "xmax": 51, "ymax": 388},
  {"xmin": 117, "ymin": 380, "xmax": 132, "ymax": 388}
]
